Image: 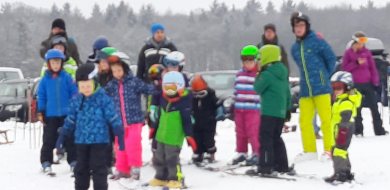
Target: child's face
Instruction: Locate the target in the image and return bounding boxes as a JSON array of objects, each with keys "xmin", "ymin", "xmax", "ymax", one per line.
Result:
[
  {"xmin": 78, "ymin": 80, "xmax": 95, "ymax": 97},
  {"xmin": 167, "ymin": 66, "xmax": 179, "ymax": 72},
  {"xmin": 49, "ymin": 59, "xmax": 62, "ymax": 72},
  {"xmin": 332, "ymin": 82, "xmax": 346, "ymax": 97},
  {"xmin": 111, "ymin": 64, "xmax": 124, "ymax": 80},
  {"xmin": 243, "ymin": 60, "xmax": 256, "ymax": 70},
  {"xmin": 53, "ymin": 44, "xmax": 65, "ymax": 53},
  {"xmin": 98, "ymin": 60, "xmax": 110, "ymax": 73},
  {"xmin": 294, "ymin": 21, "xmax": 307, "ymax": 38}
]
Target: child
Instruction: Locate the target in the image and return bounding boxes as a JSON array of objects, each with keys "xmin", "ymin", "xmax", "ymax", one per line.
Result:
[
  {"xmin": 37, "ymin": 49, "xmax": 78, "ymax": 174},
  {"xmin": 161, "ymin": 51, "xmax": 189, "ymax": 86},
  {"xmin": 251, "ymin": 44, "xmax": 291, "ymax": 175},
  {"xmin": 95, "ymin": 47, "xmax": 117, "ymax": 87},
  {"xmin": 325, "ymin": 71, "xmax": 362, "ymax": 183},
  {"xmin": 40, "ymin": 35, "xmax": 78, "ymax": 79},
  {"xmin": 149, "ymin": 71, "xmax": 196, "ymax": 189},
  {"xmin": 105, "ymin": 52, "xmax": 156, "ymax": 181},
  {"xmin": 56, "ymin": 63, "xmax": 125, "ymax": 190},
  {"xmin": 190, "ymin": 74, "xmax": 222, "ymax": 163},
  {"xmin": 232, "ymin": 45, "xmax": 261, "ymax": 166}
]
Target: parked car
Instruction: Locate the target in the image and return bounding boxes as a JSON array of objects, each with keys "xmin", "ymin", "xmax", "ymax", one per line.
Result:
[
  {"xmin": 0, "ymin": 67, "xmax": 24, "ymax": 81},
  {"xmin": 289, "ymin": 77, "xmax": 300, "ymax": 113},
  {"xmin": 0, "ymin": 78, "xmax": 40, "ymax": 123}
]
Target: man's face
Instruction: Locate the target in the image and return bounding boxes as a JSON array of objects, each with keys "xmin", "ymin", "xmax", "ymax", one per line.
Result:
[
  {"xmin": 51, "ymin": 27, "xmax": 64, "ymax": 35},
  {"xmin": 98, "ymin": 59, "xmax": 110, "ymax": 73},
  {"xmin": 49, "ymin": 59, "xmax": 62, "ymax": 72},
  {"xmin": 78, "ymin": 80, "xmax": 94, "ymax": 97},
  {"xmin": 294, "ymin": 21, "xmax": 307, "ymax": 38},
  {"xmin": 264, "ymin": 29, "xmax": 276, "ymax": 41},
  {"xmin": 153, "ymin": 30, "xmax": 166, "ymax": 42}
]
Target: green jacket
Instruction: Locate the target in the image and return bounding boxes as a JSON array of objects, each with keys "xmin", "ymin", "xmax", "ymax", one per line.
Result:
[
  {"xmin": 254, "ymin": 62, "xmax": 291, "ymax": 118},
  {"xmin": 40, "ymin": 57, "xmax": 78, "ymax": 79}
]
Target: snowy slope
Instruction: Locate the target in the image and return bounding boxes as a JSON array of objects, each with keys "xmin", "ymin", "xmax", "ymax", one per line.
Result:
[{"xmin": 0, "ymin": 108, "xmax": 389, "ymax": 190}]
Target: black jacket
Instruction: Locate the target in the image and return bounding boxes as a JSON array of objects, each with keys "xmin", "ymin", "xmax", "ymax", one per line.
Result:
[
  {"xmin": 258, "ymin": 35, "xmax": 290, "ymax": 75},
  {"xmin": 136, "ymin": 37, "xmax": 177, "ymax": 81},
  {"xmin": 192, "ymin": 88, "xmax": 219, "ymax": 131},
  {"xmin": 40, "ymin": 32, "xmax": 82, "ymax": 66}
]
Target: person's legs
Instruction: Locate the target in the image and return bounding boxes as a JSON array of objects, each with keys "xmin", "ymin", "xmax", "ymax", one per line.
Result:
[
  {"xmin": 273, "ymin": 118, "xmax": 289, "ymax": 172},
  {"xmin": 299, "ymin": 97, "xmax": 317, "ymax": 152},
  {"xmin": 90, "ymin": 144, "xmax": 108, "ymax": 190},
  {"xmin": 354, "ymin": 84, "xmax": 366, "ymax": 135},
  {"xmin": 153, "ymin": 142, "xmax": 167, "ymax": 180},
  {"xmin": 126, "ymin": 123, "xmax": 143, "ymax": 169},
  {"xmin": 245, "ymin": 110, "xmax": 260, "ymax": 156},
  {"xmin": 75, "ymin": 144, "xmax": 90, "ymax": 190},
  {"xmin": 314, "ymin": 94, "xmax": 333, "ymax": 152},
  {"xmin": 258, "ymin": 115, "xmax": 275, "ymax": 173},
  {"xmin": 40, "ymin": 117, "xmax": 59, "ymax": 165},
  {"xmin": 364, "ymin": 84, "xmax": 386, "ymax": 135},
  {"xmin": 115, "ymin": 127, "xmax": 130, "ymax": 174},
  {"xmin": 234, "ymin": 110, "xmax": 248, "ymax": 153},
  {"xmin": 165, "ymin": 145, "xmax": 182, "ymax": 181}
]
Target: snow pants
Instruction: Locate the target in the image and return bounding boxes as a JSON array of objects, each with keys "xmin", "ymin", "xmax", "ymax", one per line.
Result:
[
  {"xmin": 153, "ymin": 142, "xmax": 183, "ymax": 181},
  {"xmin": 299, "ymin": 94, "xmax": 333, "ymax": 152},
  {"xmin": 234, "ymin": 109, "xmax": 260, "ymax": 155},
  {"xmin": 332, "ymin": 124, "xmax": 354, "ymax": 174}
]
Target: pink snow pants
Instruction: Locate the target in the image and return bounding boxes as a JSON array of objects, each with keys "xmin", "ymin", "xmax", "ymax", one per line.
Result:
[{"xmin": 234, "ymin": 109, "xmax": 261, "ymax": 155}]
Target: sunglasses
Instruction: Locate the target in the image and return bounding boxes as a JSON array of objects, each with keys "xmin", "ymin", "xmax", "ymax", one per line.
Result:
[
  {"xmin": 241, "ymin": 56, "xmax": 256, "ymax": 62},
  {"xmin": 353, "ymin": 36, "xmax": 368, "ymax": 44},
  {"xmin": 332, "ymin": 82, "xmax": 346, "ymax": 91}
]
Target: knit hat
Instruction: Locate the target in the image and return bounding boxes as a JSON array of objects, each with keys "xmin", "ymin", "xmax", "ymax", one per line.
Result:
[
  {"xmin": 93, "ymin": 36, "xmax": 109, "ymax": 51},
  {"xmin": 76, "ymin": 63, "xmax": 98, "ymax": 82},
  {"xmin": 150, "ymin": 23, "xmax": 165, "ymax": 35},
  {"xmin": 259, "ymin": 45, "xmax": 281, "ymax": 66},
  {"xmin": 264, "ymin": 23, "xmax": 276, "ymax": 32},
  {"xmin": 51, "ymin": 18, "xmax": 66, "ymax": 30}
]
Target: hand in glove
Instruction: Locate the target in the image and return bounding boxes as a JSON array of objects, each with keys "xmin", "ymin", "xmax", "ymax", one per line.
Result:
[
  {"xmin": 215, "ymin": 106, "xmax": 225, "ymax": 121},
  {"xmin": 149, "ymin": 127, "xmax": 156, "ymax": 140},
  {"xmin": 285, "ymin": 110, "xmax": 291, "ymax": 122},
  {"xmin": 37, "ymin": 112, "xmax": 45, "ymax": 125},
  {"xmin": 149, "ymin": 105, "xmax": 159, "ymax": 123},
  {"xmin": 186, "ymin": 136, "xmax": 197, "ymax": 152}
]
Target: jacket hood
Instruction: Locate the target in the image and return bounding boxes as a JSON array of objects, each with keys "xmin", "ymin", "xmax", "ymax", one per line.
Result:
[{"xmin": 265, "ymin": 62, "xmax": 288, "ymax": 81}]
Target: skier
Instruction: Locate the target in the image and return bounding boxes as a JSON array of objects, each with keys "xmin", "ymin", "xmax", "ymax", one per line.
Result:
[
  {"xmin": 37, "ymin": 49, "xmax": 78, "ymax": 175},
  {"xmin": 149, "ymin": 71, "xmax": 196, "ymax": 189},
  {"xmin": 105, "ymin": 52, "xmax": 156, "ymax": 181},
  {"xmin": 86, "ymin": 36, "xmax": 110, "ymax": 64},
  {"xmin": 231, "ymin": 45, "xmax": 261, "ymax": 166},
  {"xmin": 95, "ymin": 47, "xmax": 118, "ymax": 87},
  {"xmin": 325, "ymin": 71, "xmax": 362, "ymax": 183},
  {"xmin": 290, "ymin": 12, "xmax": 336, "ymax": 161},
  {"xmin": 190, "ymin": 74, "xmax": 223, "ymax": 164},
  {"xmin": 341, "ymin": 31, "xmax": 388, "ymax": 136},
  {"xmin": 56, "ymin": 63, "xmax": 125, "ymax": 190},
  {"xmin": 250, "ymin": 45, "xmax": 291, "ymax": 175}
]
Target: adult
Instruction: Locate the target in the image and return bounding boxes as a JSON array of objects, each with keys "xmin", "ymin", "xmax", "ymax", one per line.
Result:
[
  {"xmin": 40, "ymin": 18, "xmax": 82, "ymax": 66},
  {"xmin": 258, "ymin": 23, "xmax": 290, "ymax": 74},
  {"xmin": 136, "ymin": 23, "xmax": 177, "ymax": 82},
  {"xmin": 86, "ymin": 36, "xmax": 110, "ymax": 64},
  {"xmin": 341, "ymin": 31, "xmax": 388, "ymax": 136},
  {"xmin": 290, "ymin": 12, "xmax": 336, "ymax": 161}
]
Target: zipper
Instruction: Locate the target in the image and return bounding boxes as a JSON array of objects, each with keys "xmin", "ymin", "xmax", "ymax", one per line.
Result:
[
  {"xmin": 56, "ymin": 77, "xmax": 61, "ymax": 115},
  {"xmin": 319, "ymin": 70, "xmax": 325, "ymax": 86},
  {"xmin": 300, "ymin": 42, "xmax": 313, "ymax": 97}
]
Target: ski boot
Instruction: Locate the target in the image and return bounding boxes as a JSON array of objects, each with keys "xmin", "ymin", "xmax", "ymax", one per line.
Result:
[
  {"xmin": 204, "ymin": 153, "xmax": 215, "ymax": 163},
  {"xmin": 325, "ymin": 171, "xmax": 354, "ymax": 183},
  {"xmin": 149, "ymin": 178, "xmax": 168, "ymax": 187},
  {"xmin": 245, "ymin": 154, "xmax": 258, "ymax": 166},
  {"xmin": 231, "ymin": 153, "xmax": 247, "ymax": 165},
  {"xmin": 109, "ymin": 170, "xmax": 130, "ymax": 180},
  {"xmin": 130, "ymin": 167, "xmax": 141, "ymax": 181}
]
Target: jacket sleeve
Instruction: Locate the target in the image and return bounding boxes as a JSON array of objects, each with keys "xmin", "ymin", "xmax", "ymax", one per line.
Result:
[
  {"xmin": 103, "ymin": 94, "xmax": 124, "ymax": 137},
  {"xmin": 136, "ymin": 46, "xmax": 146, "ymax": 80},
  {"xmin": 180, "ymin": 94, "xmax": 193, "ymax": 137},
  {"xmin": 67, "ymin": 75, "xmax": 78, "ymax": 97},
  {"xmin": 253, "ymin": 72, "xmax": 270, "ymax": 95},
  {"xmin": 318, "ymin": 39, "xmax": 336, "ymax": 75},
  {"xmin": 341, "ymin": 50, "xmax": 359, "ymax": 72},
  {"xmin": 62, "ymin": 97, "xmax": 77, "ymax": 137},
  {"xmin": 134, "ymin": 77, "xmax": 156, "ymax": 95},
  {"xmin": 280, "ymin": 45, "xmax": 290, "ymax": 75},
  {"xmin": 67, "ymin": 38, "xmax": 82, "ymax": 66},
  {"xmin": 37, "ymin": 77, "xmax": 47, "ymax": 113},
  {"xmin": 367, "ymin": 52, "xmax": 380, "ymax": 86}
]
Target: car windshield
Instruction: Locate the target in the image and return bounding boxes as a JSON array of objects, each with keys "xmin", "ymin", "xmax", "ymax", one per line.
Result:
[
  {"xmin": 0, "ymin": 82, "xmax": 28, "ymax": 97},
  {"xmin": 201, "ymin": 73, "xmax": 236, "ymax": 98},
  {"xmin": 0, "ymin": 71, "xmax": 20, "ymax": 81}
]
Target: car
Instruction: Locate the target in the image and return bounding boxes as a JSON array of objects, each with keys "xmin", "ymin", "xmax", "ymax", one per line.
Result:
[
  {"xmin": 197, "ymin": 70, "xmax": 237, "ymax": 120},
  {"xmin": 0, "ymin": 78, "xmax": 40, "ymax": 123},
  {"xmin": 289, "ymin": 77, "xmax": 300, "ymax": 113},
  {"xmin": 0, "ymin": 67, "xmax": 24, "ymax": 81}
]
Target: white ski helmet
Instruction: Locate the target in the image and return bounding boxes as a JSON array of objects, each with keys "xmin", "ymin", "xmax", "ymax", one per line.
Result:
[
  {"xmin": 112, "ymin": 51, "xmax": 131, "ymax": 66},
  {"xmin": 163, "ymin": 51, "xmax": 186, "ymax": 68},
  {"xmin": 331, "ymin": 71, "xmax": 354, "ymax": 90}
]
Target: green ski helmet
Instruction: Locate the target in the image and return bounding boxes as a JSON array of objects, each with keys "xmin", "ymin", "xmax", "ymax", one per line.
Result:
[
  {"xmin": 240, "ymin": 45, "xmax": 259, "ymax": 60},
  {"xmin": 259, "ymin": 45, "xmax": 281, "ymax": 66},
  {"xmin": 101, "ymin": 47, "xmax": 118, "ymax": 56}
]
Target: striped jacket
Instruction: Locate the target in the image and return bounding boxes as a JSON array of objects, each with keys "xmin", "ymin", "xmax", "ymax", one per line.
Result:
[{"xmin": 234, "ymin": 69, "xmax": 261, "ymax": 110}]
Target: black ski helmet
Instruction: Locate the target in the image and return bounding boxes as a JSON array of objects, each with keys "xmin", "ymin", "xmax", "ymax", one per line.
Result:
[
  {"xmin": 290, "ymin": 11, "xmax": 311, "ymax": 33},
  {"xmin": 76, "ymin": 62, "xmax": 98, "ymax": 82}
]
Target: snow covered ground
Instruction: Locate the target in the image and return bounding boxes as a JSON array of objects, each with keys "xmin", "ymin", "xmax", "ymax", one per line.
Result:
[{"xmin": 0, "ymin": 107, "xmax": 389, "ymax": 190}]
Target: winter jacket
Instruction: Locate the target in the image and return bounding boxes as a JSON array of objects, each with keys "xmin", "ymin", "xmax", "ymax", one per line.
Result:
[
  {"xmin": 136, "ymin": 37, "xmax": 177, "ymax": 81},
  {"xmin": 40, "ymin": 32, "xmax": 82, "ymax": 66},
  {"xmin": 192, "ymin": 88, "xmax": 219, "ymax": 131},
  {"xmin": 258, "ymin": 36, "xmax": 290, "ymax": 74},
  {"xmin": 40, "ymin": 57, "xmax": 78, "ymax": 79},
  {"xmin": 61, "ymin": 88, "xmax": 124, "ymax": 145},
  {"xmin": 234, "ymin": 69, "xmax": 261, "ymax": 111},
  {"xmin": 291, "ymin": 31, "xmax": 336, "ymax": 97},
  {"xmin": 254, "ymin": 62, "xmax": 291, "ymax": 119},
  {"xmin": 155, "ymin": 90, "xmax": 193, "ymax": 147},
  {"xmin": 37, "ymin": 70, "xmax": 78, "ymax": 117},
  {"xmin": 105, "ymin": 73, "xmax": 156, "ymax": 125},
  {"xmin": 342, "ymin": 47, "xmax": 380, "ymax": 86}
]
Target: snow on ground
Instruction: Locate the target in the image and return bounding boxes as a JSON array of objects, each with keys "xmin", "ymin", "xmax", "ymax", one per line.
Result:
[{"xmin": 0, "ymin": 107, "xmax": 389, "ymax": 190}]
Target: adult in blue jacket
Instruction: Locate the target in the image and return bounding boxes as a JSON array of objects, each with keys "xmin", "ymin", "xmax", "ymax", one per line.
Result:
[{"xmin": 290, "ymin": 12, "xmax": 336, "ymax": 161}]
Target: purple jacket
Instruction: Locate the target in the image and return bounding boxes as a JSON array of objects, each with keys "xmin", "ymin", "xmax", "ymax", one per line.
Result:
[{"xmin": 342, "ymin": 47, "xmax": 379, "ymax": 86}]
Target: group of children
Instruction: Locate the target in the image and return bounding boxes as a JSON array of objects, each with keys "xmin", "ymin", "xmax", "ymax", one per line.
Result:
[{"xmin": 36, "ymin": 28, "xmax": 362, "ymax": 190}]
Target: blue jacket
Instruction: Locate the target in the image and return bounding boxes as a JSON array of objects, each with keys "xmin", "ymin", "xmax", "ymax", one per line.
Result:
[
  {"xmin": 61, "ymin": 88, "xmax": 124, "ymax": 145},
  {"xmin": 105, "ymin": 73, "xmax": 156, "ymax": 125},
  {"xmin": 37, "ymin": 70, "xmax": 78, "ymax": 117},
  {"xmin": 291, "ymin": 31, "xmax": 336, "ymax": 97}
]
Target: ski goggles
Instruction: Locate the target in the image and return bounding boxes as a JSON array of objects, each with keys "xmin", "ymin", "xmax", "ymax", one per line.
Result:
[
  {"xmin": 331, "ymin": 82, "xmax": 346, "ymax": 91},
  {"xmin": 163, "ymin": 83, "xmax": 178, "ymax": 96},
  {"xmin": 163, "ymin": 59, "xmax": 180, "ymax": 67},
  {"xmin": 51, "ymin": 37, "xmax": 67, "ymax": 45},
  {"xmin": 352, "ymin": 36, "xmax": 368, "ymax": 44},
  {"xmin": 241, "ymin": 56, "xmax": 256, "ymax": 62}
]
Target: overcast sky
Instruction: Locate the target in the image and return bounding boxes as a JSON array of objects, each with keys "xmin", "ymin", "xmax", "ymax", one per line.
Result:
[{"xmin": 2, "ymin": 0, "xmax": 390, "ymax": 17}]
